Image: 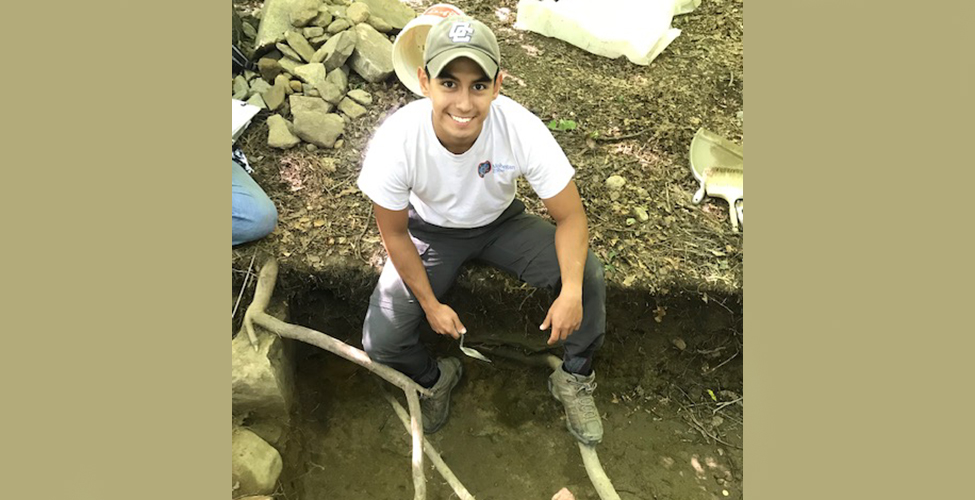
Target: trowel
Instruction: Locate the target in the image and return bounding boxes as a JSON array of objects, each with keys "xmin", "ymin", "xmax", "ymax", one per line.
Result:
[
  {"xmin": 459, "ymin": 333, "xmax": 492, "ymax": 363},
  {"xmin": 689, "ymin": 128, "xmax": 744, "ymax": 231}
]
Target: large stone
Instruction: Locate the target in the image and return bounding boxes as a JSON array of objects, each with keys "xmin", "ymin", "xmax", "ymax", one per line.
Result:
[
  {"xmin": 327, "ymin": 18, "xmax": 352, "ymax": 34},
  {"xmin": 290, "ymin": 0, "xmax": 320, "ymax": 27},
  {"xmin": 292, "ymin": 62, "xmax": 327, "ymax": 86},
  {"xmin": 257, "ymin": 57, "xmax": 283, "ymax": 83},
  {"xmin": 359, "ymin": 0, "xmax": 416, "ymax": 29},
  {"xmin": 347, "ymin": 2, "xmax": 370, "ymax": 24},
  {"xmin": 266, "ymin": 114, "xmax": 301, "ymax": 149},
  {"xmin": 326, "ymin": 68, "xmax": 348, "ymax": 91},
  {"xmin": 302, "ymin": 26, "xmax": 325, "ymax": 39},
  {"xmin": 290, "ymin": 94, "xmax": 333, "ymax": 115},
  {"xmin": 366, "ymin": 14, "xmax": 392, "ymax": 33},
  {"xmin": 338, "ymin": 97, "xmax": 367, "ymax": 119},
  {"xmin": 232, "ymin": 427, "xmax": 283, "ymax": 496},
  {"xmin": 312, "ymin": 6, "xmax": 333, "ymax": 28},
  {"xmin": 233, "ymin": 76, "xmax": 250, "ymax": 100},
  {"xmin": 275, "ymin": 74, "xmax": 295, "ymax": 96},
  {"xmin": 285, "ymin": 30, "xmax": 317, "ymax": 62},
  {"xmin": 254, "ymin": 0, "xmax": 315, "ymax": 54},
  {"xmin": 347, "ymin": 88, "xmax": 372, "ymax": 106},
  {"xmin": 275, "ymin": 42, "xmax": 304, "ymax": 63},
  {"xmin": 293, "ymin": 112, "xmax": 344, "ymax": 148},
  {"xmin": 349, "ymin": 23, "xmax": 394, "ymax": 83},
  {"xmin": 247, "ymin": 93, "xmax": 268, "ymax": 110},
  {"xmin": 231, "ymin": 300, "xmax": 296, "ymax": 446},
  {"xmin": 248, "ymin": 79, "xmax": 273, "ymax": 98},
  {"xmin": 277, "ymin": 57, "xmax": 302, "ymax": 76},
  {"xmin": 262, "ymin": 77, "xmax": 288, "ymax": 110},
  {"xmin": 312, "ymin": 30, "xmax": 356, "ymax": 71},
  {"xmin": 315, "ymin": 81, "xmax": 346, "ymax": 105}
]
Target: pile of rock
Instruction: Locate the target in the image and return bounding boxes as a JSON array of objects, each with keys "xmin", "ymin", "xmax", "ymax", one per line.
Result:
[{"xmin": 233, "ymin": 0, "xmax": 417, "ymax": 150}]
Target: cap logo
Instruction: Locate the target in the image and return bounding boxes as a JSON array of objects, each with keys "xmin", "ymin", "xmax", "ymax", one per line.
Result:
[{"xmin": 448, "ymin": 22, "xmax": 474, "ymax": 42}]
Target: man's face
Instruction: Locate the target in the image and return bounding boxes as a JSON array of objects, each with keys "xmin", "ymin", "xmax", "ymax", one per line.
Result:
[{"xmin": 418, "ymin": 57, "xmax": 502, "ymax": 155}]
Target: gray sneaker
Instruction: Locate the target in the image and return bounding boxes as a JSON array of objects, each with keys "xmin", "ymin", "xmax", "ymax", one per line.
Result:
[
  {"xmin": 549, "ymin": 366, "xmax": 604, "ymax": 445},
  {"xmin": 420, "ymin": 357, "xmax": 463, "ymax": 434}
]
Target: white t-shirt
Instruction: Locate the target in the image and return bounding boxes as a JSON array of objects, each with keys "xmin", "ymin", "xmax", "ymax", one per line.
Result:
[{"xmin": 357, "ymin": 95, "xmax": 575, "ymax": 228}]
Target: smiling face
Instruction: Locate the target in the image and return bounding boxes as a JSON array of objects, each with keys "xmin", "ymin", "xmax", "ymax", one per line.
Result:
[{"xmin": 418, "ymin": 57, "xmax": 503, "ymax": 155}]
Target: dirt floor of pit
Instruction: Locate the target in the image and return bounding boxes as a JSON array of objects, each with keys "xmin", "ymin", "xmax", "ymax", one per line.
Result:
[
  {"xmin": 232, "ymin": 0, "xmax": 744, "ymax": 298},
  {"xmin": 261, "ymin": 289, "xmax": 742, "ymax": 500}
]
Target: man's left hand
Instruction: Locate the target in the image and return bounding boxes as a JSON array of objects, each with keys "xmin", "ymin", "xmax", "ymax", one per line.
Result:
[{"xmin": 541, "ymin": 291, "xmax": 583, "ymax": 345}]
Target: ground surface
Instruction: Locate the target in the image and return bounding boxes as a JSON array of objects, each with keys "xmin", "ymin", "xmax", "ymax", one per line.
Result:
[{"xmin": 233, "ymin": 0, "xmax": 744, "ymax": 298}]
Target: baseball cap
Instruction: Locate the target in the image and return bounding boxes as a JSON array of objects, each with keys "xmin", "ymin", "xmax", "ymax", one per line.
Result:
[{"xmin": 423, "ymin": 15, "xmax": 500, "ymax": 79}]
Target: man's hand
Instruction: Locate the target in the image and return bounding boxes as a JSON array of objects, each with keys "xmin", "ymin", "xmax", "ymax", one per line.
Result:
[
  {"xmin": 540, "ymin": 291, "xmax": 583, "ymax": 345},
  {"xmin": 424, "ymin": 302, "xmax": 467, "ymax": 339}
]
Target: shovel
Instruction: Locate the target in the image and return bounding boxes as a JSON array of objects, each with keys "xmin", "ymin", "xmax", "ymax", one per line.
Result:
[
  {"xmin": 689, "ymin": 128, "xmax": 744, "ymax": 231},
  {"xmin": 459, "ymin": 333, "xmax": 492, "ymax": 363}
]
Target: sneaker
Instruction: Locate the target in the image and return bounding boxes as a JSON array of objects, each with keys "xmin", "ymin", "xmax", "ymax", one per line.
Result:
[
  {"xmin": 548, "ymin": 365, "xmax": 603, "ymax": 445},
  {"xmin": 420, "ymin": 357, "xmax": 463, "ymax": 434}
]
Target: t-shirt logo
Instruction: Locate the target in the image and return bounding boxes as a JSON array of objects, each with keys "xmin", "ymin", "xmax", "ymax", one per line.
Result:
[
  {"xmin": 477, "ymin": 161, "xmax": 492, "ymax": 178},
  {"xmin": 448, "ymin": 22, "xmax": 474, "ymax": 43}
]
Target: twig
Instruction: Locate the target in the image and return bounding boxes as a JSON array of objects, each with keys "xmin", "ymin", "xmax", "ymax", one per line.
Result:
[
  {"xmin": 594, "ymin": 127, "xmax": 652, "ymax": 142},
  {"xmin": 232, "ymin": 253, "xmax": 257, "ymax": 320},
  {"xmin": 681, "ymin": 410, "xmax": 742, "ymax": 450},
  {"xmin": 382, "ymin": 388, "xmax": 475, "ymax": 500},
  {"xmin": 705, "ymin": 349, "xmax": 740, "ymax": 375},
  {"xmin": 714, "ymin": 396, "xmax": 743, "ymax": 413}
]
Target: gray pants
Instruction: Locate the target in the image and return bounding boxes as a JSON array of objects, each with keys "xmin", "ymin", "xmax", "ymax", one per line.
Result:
[{"xmin": 362, "ymin": 199, "xmax": 606, "ymax": 387}]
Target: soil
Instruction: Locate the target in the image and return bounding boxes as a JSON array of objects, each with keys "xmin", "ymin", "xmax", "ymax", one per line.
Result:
[
  {"xmin": 274, "ymin": 287, "xmax": 742, "ymax": 500},
  {"xmin": 232, "ymin": 1, "xmax": 745, "ymax": 498}
]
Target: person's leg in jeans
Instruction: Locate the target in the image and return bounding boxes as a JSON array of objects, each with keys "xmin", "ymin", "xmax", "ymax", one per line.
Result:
[
  {"xmin": 232, "ymin": 160, "xmax": 278, "ymax": 246},
  {"xmin": 476, "ymin": 209, "xmax": 606, "ymax": 444}
]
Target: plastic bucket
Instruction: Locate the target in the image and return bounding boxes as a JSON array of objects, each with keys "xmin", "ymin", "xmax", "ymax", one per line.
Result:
[{"xmin": 392, "ymin": 3, "xmax": 466, "ymax": 96}]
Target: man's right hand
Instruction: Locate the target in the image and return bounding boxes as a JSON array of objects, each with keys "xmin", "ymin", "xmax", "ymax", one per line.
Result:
[{"xmin": 423, "ymin": 302, "xmax": 467, "ymax": 339}]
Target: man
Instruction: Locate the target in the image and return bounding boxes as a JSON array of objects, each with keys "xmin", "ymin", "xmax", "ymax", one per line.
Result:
[{"xmin": 356, "ymin": 15, "xmax": 606, "ymax": 445}]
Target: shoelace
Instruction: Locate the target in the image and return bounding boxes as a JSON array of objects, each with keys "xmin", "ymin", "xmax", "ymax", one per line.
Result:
[{"xmin": 571, "ymin": 382, "xmax": 599, "ymax": 419}]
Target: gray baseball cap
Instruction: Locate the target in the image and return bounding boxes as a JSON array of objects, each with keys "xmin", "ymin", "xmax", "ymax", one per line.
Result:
[{"xmin": 424, "ymin": 15, "xmax": 500, "ymax": 79}]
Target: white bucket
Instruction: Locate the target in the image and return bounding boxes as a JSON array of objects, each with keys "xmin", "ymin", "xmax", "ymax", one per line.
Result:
[{"xmin": 392, "ymin": 3, "xmax": 466, "ymax": 96}]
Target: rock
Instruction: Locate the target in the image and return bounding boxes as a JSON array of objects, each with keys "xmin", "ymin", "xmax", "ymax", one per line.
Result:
[
  {"xmin": 302, "ymin": 83, "xmax": 315, "ymax": 94},
  {"xmin": 327, "ymin": 18, "xmax": 352, "ymax": 34},
  {"xmin": 636, "ymin": 187, "xmax": 650, "ymax": 198},
  {"xmin": 312, "ymin": 30, "xmax": 357, "ymax": 71},
  {"xmin": 289, "ymin": 0, "xmax": 320, "ymax": 28},
  {"xmin": 233, "ymin": 76, "xmax": 250, "ymax": 100},
  {"xmin": 366, "ymin": 14, "xmax": 392, "ymax": 33},
  {"xmin": 242, "ymin": 21, "xmax": 258, "ymax": 40},
  {"xmin": 289, "ymin": 80, "xmax": 303, "ymax": 92},
  {"xmin": 315, "ymin": 81, "xmax": 346, "ymax": 105},
  {"xmin": 247, "ymin": 93, "xmax": 268, "ymax": 109},
  {"xmin": 278, "ymin": 57, "xmax": 302, "ymax": 76},
  {"xmin": 306, "ymin": 143, "xmax": 318, "ymax": 152},
  {"xmin": 347, "ymin": 88, "xmax": 372, "ymax": 106},
  {"xmin": 293, "ymin": 112, "xmax": 345, "ymax": 148},
  {"xmin": 262, "ymin": 78, "xmax": 288, "ymax": 111},
  {"xmin": 257, "ymin": 57, "xmax": 283, "ymax": 83},
  {"xmin": 255, "ymin": 0, "xmax": 318, "ymax": 54},
  {"xmin": 266, "ymin": 114, "xmax": 301, "ymax": 149},
  {"xmin": 626, "ymin": 217, "xmax": 636, "ymax": 226},
  {"xmin": 302, "ymin": 26, "xmax": 325, "ymax": 39},
  {"xmin": 326, "ymin": 5, "xmax": 347, "ymax": 19},
  {"xmin": 334, "ymin": 139, "xmax": 344, "ymax": 149},
  {"xmin": 244, "ymin": 69, "xmax": 259, "ymax": 82},
  {"xmin": 605, "ymin": 175, "xmax": 626, "ymax": 190},
  {"xmin": 326, "ymin": 68, "xmax": 348, "ymax": 91},
  {"xmin": 349, "ymin": 23, "xmax": 393, "ymax": 83},
  {"xmin": 285, "ymin": 30, "xmax": 317, "ymax": 62},
  {"xmin": 248, "ymin": 79, "xmax": 273, "ymax": 98},
  {"xmin": 275, "ymin": 42, "xmax": 304, "ymax": 62},
  {"xmin": 309, "ymin": 33, "xmax": 331, "ymax": 46},
  {"xmin": 338, "ymin": 96, "xmax": 367, "ymax": 119},
  {"xmin": 671, "ymin": 337, "xmax": 686, "ymax": 351},
  {"xmin": 334, "ymin": 0, "xmax": 352, "ymax": 6},
  {"xmin": 275, "ymin": 74, "xmax": 294, "ymax": 95},
  {"xmin": 232, "ymin": 427, "xmax": 283, "ymax": 496},
  {"xmin": 633, "ymin": 206, "xmax": 650, "ymax": 222},
  {"xmin": 347, "ymin": 2, "xmax": 370, "ymax": 24},
  {"xmin": 312, "ymin": 7, "xmax": 334, "ymax": 28},
  {"xmin": 290, "ymin": 95, "xmax": 333, "ymax": 116},
  {"xmin": 233, "ymin": 5, "xmax": 244, "ymax": 46},
  {"xmin": 359, "ymin": 0, "xmax": 416, "ymax": 29},
  {"xmin": 689, "ymin": 116, "xmax": 701, "ymax": 126},
  {"xmin": 293, "ymin": 62, "xmax": 328, "ymax": 86}
]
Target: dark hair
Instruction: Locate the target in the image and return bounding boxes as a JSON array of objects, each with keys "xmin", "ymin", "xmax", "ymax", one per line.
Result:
[{"xmin": 425, "ymin": 65, "xmax": 501, "ymax": 83}]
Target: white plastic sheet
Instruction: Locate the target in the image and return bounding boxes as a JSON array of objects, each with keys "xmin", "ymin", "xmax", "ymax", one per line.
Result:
[{"xmin": 514, "ymin": 0, "xmax": 700, "ymax": 65}]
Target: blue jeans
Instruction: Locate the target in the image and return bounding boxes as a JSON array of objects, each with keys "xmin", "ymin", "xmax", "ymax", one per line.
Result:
[{"xmin": 232, "ymin": 160, "xmax": 277, "ymax": 246}]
